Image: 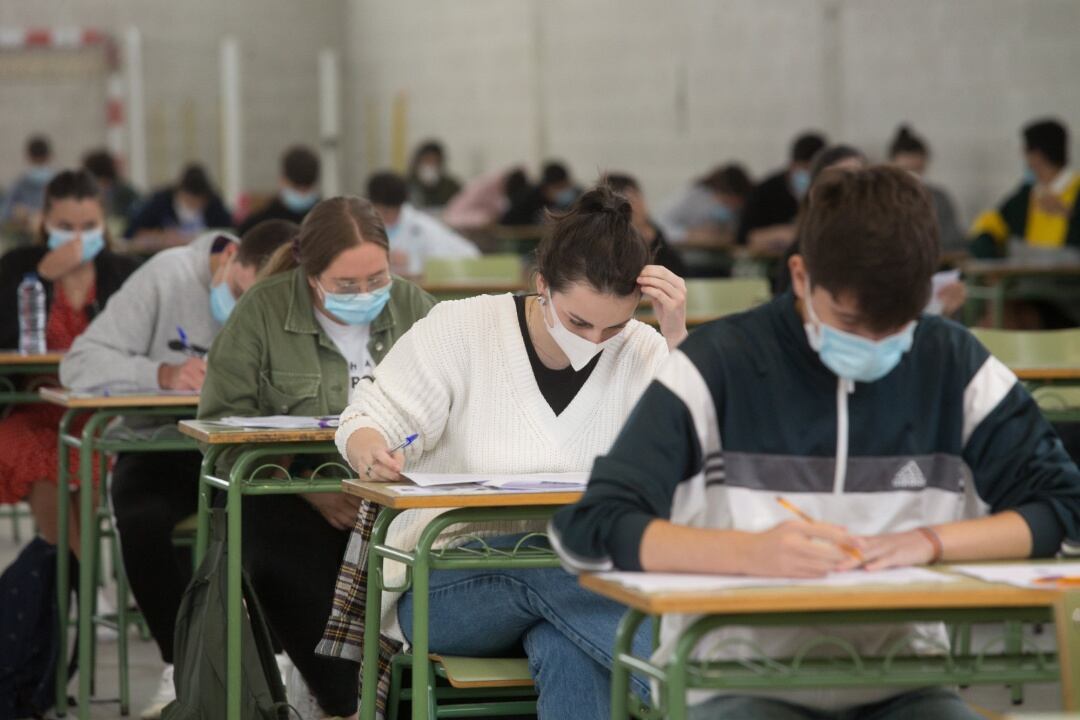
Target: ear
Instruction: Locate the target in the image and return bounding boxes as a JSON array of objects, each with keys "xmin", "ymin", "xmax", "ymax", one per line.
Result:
[
  {"xmin": 789, "ymin": 254, "xmax": 808, "ymax": 301},
  {"xmin": 222, "ymin": 242, "xmax": 239, "ymax": 261},
  {"xmin": 534, "ymin": 273, "xmax": 548, "ymax": 298}
]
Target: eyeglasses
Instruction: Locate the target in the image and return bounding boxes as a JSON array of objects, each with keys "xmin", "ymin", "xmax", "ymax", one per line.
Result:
[{"xmin": 319, "ymin": 272, "xmax": 392, "ymax": 295}]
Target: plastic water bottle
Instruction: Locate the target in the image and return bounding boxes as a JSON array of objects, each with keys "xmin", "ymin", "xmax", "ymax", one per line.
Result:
[{"xmin": 18, "ymin": 273, "xmax": 47, "ymax": 355}]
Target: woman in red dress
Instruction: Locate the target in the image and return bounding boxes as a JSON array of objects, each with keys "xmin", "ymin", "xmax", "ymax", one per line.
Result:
[{"xmin": 0, "ymin": 169, "xmax": 138, "ymax": 554}]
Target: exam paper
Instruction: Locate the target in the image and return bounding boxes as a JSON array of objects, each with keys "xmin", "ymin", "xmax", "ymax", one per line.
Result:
[
  {"xmin": 599, "ymin": 566, "xmax": 955, "ymax": 593},
  {"xmin": 924, "ymin": 270, "xmax": 962, "ymax": 315},
  {"xmin": 216, "ymin": 415, "xmax": 338, "ymax": 429},
  {"xmin": 950, "ymin": 563, "xmax": 1080, "ymax": 589},
  {"xmin": 402, "ymin": 472, "xmax": 588, "ymax": 489}
]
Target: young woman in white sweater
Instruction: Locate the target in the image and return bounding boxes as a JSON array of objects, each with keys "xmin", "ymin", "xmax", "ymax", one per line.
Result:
[{"xmin": 323, "ymin": 185, "xmax": 687, "ymax": 719}]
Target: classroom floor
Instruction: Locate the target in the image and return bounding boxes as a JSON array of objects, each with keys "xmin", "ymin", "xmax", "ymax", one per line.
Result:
[{"xmin": 0, "ymin": 514, "xmax": 1065, "ymax": 720}]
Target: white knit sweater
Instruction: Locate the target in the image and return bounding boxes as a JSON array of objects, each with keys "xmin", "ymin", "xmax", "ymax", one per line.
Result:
[{"xmin": 335, "ymin": 293, "xmax": 669, "ymax": 639}]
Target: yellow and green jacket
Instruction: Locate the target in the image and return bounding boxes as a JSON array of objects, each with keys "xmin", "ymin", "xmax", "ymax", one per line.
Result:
[{"xmin": 970, "ymin": 171, "xmax": 1080, "ymax": 258}]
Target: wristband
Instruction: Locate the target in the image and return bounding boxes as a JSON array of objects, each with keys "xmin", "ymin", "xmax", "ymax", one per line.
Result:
[{"xmin": 916, "ymin": 526, "xmax": 944, "ymax": 564}]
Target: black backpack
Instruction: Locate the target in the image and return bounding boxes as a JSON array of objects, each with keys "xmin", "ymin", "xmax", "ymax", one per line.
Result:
[
  {"xmin": 0, "ymin": 537, "xmax": 65, "ymax": 720},
  {"xmin": 163, "ymin": 509, "xmax": 296, "ymax": 720}
]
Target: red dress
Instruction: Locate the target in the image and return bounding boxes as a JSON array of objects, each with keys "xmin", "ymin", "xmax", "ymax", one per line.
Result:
[{"xmin": 0, "ymin": 284, "xmax": 100, "ymax": 504}]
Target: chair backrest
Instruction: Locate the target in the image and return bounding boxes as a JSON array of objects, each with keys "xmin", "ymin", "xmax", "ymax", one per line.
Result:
[
  {"xmin": 684, "ymin": 278, "xmax": 772, "ymax": 320},
  {"xmin": 970, "ymin": 328, "xmax": 1080, "ymax": 369},
  {"xmin": 423, "ymin": 254, "xmax": 524, "ymax": 286}
]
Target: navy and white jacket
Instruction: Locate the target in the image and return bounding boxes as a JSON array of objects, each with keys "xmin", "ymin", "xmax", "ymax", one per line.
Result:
[{"xmin": 551, "ymin": 292, "xmax": 1080, "ymax": 709}]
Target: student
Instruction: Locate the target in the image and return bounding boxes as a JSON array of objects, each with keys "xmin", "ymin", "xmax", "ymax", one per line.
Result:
[
  {"xmin": 60, "ymin": 221, "xmax": 291, "ymax": 719},
  {"xmin": 124, "ymin": 163, "xmax": 233, "ymax": 242},
  {"xmin": 406, "ymin": 139, "xmax": 463, "ymax": 209},
  {"xmin": 367, "ymin": 171, "xmax": 480, "ymax": 276},
  {"xmin": 83, "ymin": 148, "xmax": 141, "ymax": 221},
  {"xmin": 657, "ymin": 164, "xmax": 753, "ymax": 245},
  {"xmin": 198, "ymin": 197, "xmax": 435, "ymax": 720},
  {"xmin": 322, "ymin": 186, "xmax": 688, "ymax": 720},
  {"xmin": 0, "ymin": 170, "xmax": 138, "ymax": 553},
  {"xmin": 237, "ymin": 145, "xmax": 321, "ymax": 235},
  {"xmin": 552, "ymin": 166, "xmax": 1080, "ymax": 720},
  {"xmin": 1, "ymin": 135, "xmax": 56, "ymax": 240},
  {"xmin": 605, "ymin": 172, "xmax": 687, "ymax": 276},
  {"xmin": 888, "ymin": 125, "xmax": 964, "ymax": 251},
  {"xmin": 737, "ymin": 131, "xmax": 827, "ymax": 252},
  {"xmin": 971, "ymin": 118, "xmax": 1080, "ymax": 258},
  {"xmin": 442, "ymin": 166, "xmax": 529, "ymax": 231},
  {"xmin": 501, "ymin": 161, "xmax": 581, "ymax": 225}
]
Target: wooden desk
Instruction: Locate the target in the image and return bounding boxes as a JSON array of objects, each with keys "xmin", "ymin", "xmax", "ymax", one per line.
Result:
[
  {"xmin": 583, "ymin": 566, "xmax": 1080, "ymax": 719},
  {"xmin": 45, "ymin": 388, "xmax": 199, "ymax": 718},
  {"xmin": 962, "ymin": 259, "xmax": 1080, "ymax": 281},
  {"xmin": 1012, "ymin": 367, "xmax": 1080, "ymax": 382},
  {"xmin": 0, "ymin": 350, "xmax": 65, "ymax": 366},
  {"xmin": 0, "ymin": 351, "xmax": 64, "ymax": 405},
  {"xmin": 177, "ymin": 418, "xmax": 336, "ymax": 445},
  {"xmin": 344, "ymin": 479, "xmax": 582, "ymax": 509}
]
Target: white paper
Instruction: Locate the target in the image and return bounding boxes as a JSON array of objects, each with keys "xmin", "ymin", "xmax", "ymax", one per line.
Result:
[
  {"xmin": 599, "ymin": 566, "xmax": 955, "ymax": 593},
  {"xmin": 390, "ymin": 483, "xmax": 574, "ymax": 496},
  {"xmin": 215, "ymin": 415, "xmax": 338, "ymax": 429},
  {"xmin": 924, "ymin": 270, "xmax": 962, "ymax": 315},
  {"xmin": 950, "ymin": 563, "xmax": 1080, "ymax": 589},
  {"xmin": 402, "ymin": 472, "xmax": 588, "ymax": 489}
]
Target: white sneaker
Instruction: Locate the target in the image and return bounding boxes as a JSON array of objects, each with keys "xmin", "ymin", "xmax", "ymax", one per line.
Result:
[
  {"xmin": 275, "ymin": 652, "xmax": 293, "ymax": 692},
  {"xmin": 286, "ymin": 665, "xmax": 324, "ymax": 720},
  {"xmin": 139, "ymin": 664, "xmax": 175, "ymax": 720}
]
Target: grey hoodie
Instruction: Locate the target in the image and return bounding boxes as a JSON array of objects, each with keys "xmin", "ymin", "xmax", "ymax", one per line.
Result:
[{"xmin": 60, "ymin": 232, "xmax": 236, "ymax": 393}]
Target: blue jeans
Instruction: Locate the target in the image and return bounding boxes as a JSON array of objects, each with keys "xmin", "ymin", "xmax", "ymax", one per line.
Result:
[
  {"xmin": 688, "ymin": 688, "xmax": 981, "ymax": 720},
  {"xmin": 397, "ymin": 534, "xmax": 653, "ymax": 720}
]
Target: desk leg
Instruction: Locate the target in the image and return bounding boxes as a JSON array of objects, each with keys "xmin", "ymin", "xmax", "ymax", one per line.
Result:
[
  {"xmin": 226, "ymin": 472, "xmax": 243, "ymax": 720},
  {"xmin": 55, "ymin": 409, "xmax": 78, "ymax": 717},
  {"xmin": 611, "ymin": 609, "xmax": 646, "ymax": 720},
  {"xmin": 194, "ymin": 445, "xmax": 222, "ymax": 564},
  {"xmin": 360, "ymin": 509, "xmax": 399, "ymax": 720},
  {"xmin": 1056, "ymin": 591, "xmax": 1080, "ymax": 711},
  {"xmin": 411, "ymin": 524, "xmax": 437, "ymax": 720},
  {"xmin": 77, "ymin": 413, "xmax": 109, "ymax": 719}
]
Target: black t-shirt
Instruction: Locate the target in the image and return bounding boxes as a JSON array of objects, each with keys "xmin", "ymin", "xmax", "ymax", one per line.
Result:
[
  {"xmin": 514, "ymin": 295, "xmax": 599, "ymax": 416},
  {"xmin": 736, "ymin": 170, "xmax": 798, "ymax": 246}
]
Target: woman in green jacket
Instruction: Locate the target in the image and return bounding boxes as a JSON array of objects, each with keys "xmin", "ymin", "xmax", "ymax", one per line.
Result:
[{"xmin": 198, "ymin": 196, "xmax": 435, "ymax": 719}]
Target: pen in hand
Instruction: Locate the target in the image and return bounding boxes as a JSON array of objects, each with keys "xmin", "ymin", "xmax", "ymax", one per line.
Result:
[
  {"xmin": 388, "ymin": 433, "xmax": 419, "ymax": 455},
  {"xmin": 776, "ymin": 496, "xmax": 865, "ymax": 565}
]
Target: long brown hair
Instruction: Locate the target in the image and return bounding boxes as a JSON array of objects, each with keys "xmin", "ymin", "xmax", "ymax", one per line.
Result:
[{"xmin": 262, "ymin": 196, "xmax": 389, "ymax": 279}]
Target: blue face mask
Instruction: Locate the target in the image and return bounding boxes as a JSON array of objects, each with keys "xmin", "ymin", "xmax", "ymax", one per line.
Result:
[
  {"xmin": 553, "ymin": 187, "xmax": 577, "ymax": 208},
  {"xmin": 27, "ymin": 166, "xmax": 53, "ymax": 184},
  {"xmin": 791, "ymin": 169, "xmax": 812, "ymax": 198},
  {"xmin": 210, "ymin": 281, "xmax": 237, "ymax": 324},
  {"xmin": 803, "ymin": 283, "xmax": 916, "ymax": 383},
  {"xmin": 281, "ymin": 186, "xmax": 319, "ymax": 213},
  {"xmin": 1023, "ymin": 167, "xmax": 1037, "ymax": 185},
  {"xmin": 319, "ymin": 281, "xmax": 393, "ymax": 326},
  {"xmin": 711, "ymin": 204, "xmax": 734, "ymax": 224},
  {"xmin": 385, "ymin": 222, "xmax": 402, "ymax": 241},
  {"xmin": 47, "ymin": 226, "xmax": 105, "ymax": 263}
]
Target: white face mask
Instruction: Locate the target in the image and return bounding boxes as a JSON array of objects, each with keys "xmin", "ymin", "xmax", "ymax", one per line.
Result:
[{"xmin": 540, "ymin": 291, "xmax": 618, "ymax": 371}]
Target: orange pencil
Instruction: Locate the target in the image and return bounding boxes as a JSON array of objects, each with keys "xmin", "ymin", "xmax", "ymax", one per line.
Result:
[
  {"xmin": 776, "ymin": 496, "xmax": 866, "ymax": 564},
  {"xmin": 1032, "ymin": 575, "xmax": 1080, "ymax": 587}
]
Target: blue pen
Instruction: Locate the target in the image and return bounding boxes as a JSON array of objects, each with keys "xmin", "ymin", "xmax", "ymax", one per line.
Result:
[
  {"xmin": 176, "ymin": 325, "xmax": 189, "ymax": 347},
  {"xmin": 316, "ymin": 416, "xmax": 338, "ymax": 429},
  {"xmin": 388, "ymin": 433, "xmax": 419, "ymax": 454}
]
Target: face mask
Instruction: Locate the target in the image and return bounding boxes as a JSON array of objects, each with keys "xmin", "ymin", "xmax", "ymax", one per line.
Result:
[
  {"xmin": 210, "ymin": 281, "xmax": 237, "ymax": 324},
  {"xmin": 27, "ymin": 166, "xmax": 53, "ymax": 184},
  {"xmin": 174, "ymin": 199, "xmax": 204, "ymax": 229},
  {"xmin": 281, "ymin": 186, "xmax": 319, "ymax": 213},
  {"xmin": 1023, "ymin": 167, "xmax": 1037, "ymax": 185},
  {"xmin": 417, "ymin": 163, "xmax": 441, "ymax": 186},
  {"xmin": 791, "ymin": 169, "xmax": 812, "ymax": 198},
  {"xmin": 47, "ymin": 226, "xmax": 105, "ymax": 263},
  {"xmin": 385, "ymin": 222, "xmax": 402, "ymax": 241},
  {"xmin": 540, "ymin": 291, "xmax": 618, "ymax": 371},
  {"xmin": 802, "ymin": 281, "xmax": 915, "ymax": 383},
  {"xmin": 711, "ymin": 204, "xmax": 734, "ymax": 224},
  {"xmin": 553, "ymin": 187, "xmax": 577, "ymax": 208},
  {"xmin": 319, "ymin": 280, "xmax": 393, "ymax": 326}
]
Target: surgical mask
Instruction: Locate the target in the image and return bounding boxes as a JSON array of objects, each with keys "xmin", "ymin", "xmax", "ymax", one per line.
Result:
[
  {"xmin": 47, "ymin": 226, "xmax": 105, "ymax": 263},
  {"xmin": 802, "ymin": 281, "xmax": 915, "ymax": 383},
  {"xmin": 210, "ymin": 281, "xmax": 237, "ymax": 324},
  {"xmin": 553, "ymin": 187, "xmax": 577, "ymax": 208},
  {"xmin": 417, "ymin": 163, "xmax": 441, "ymax": 186},
  {"xmin": 319, "ymin": 280, "xmax": 393, "ymax": 326},
  {"xmin": 711, "ymin": 204, "xmax": 734, "ymax": 224},
  {"xmin": 791, "ymin": 169, "xmax": 812, "ymax": 198},
  {"xmin": 281, "ymin": 186, "xmax": 319, "ymax": 213},
  {"xmin": 174, "ymin": 199, "xmax": 204, "ymax": 229},
  {"xmin": 540, "ymin": 291, "xmax": 618, "ymax": 371},
  {"xmin": 27, "ymin": 166, "xmax": 53, "ymax": 184},
  {"xmin": 1023, "ymin": 167, "xmax": 1037, "ymax": 185},
  {"xmin": 385, "ymin": 221, "xmax": 402, "ymax": 241}
]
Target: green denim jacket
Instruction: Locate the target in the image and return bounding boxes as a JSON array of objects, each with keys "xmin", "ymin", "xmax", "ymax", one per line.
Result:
[{"xmin": 198, "ymin": 267, "xmax": 435, "ymax": 425}]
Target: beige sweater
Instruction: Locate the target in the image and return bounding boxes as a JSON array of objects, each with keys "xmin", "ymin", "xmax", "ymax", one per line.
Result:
[{"xmin": 335, "ymin": 293, "xmax": 669, "ymax": 640}]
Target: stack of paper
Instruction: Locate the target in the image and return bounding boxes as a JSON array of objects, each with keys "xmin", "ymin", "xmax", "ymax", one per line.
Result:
[
  {"xmin": 600, "ymin": 566, "xmax": 956, "ymax": 593},
  {"xmin": 950, "ymin": 562, "xmax": 1080, "ymax": 589},
  {"xmin": 216, "ymin": 415, "xmax": 339, "ymax": 429},
  {"xmin": 402, "ymin": 472, "xmax": 588, "ymax": 492}
]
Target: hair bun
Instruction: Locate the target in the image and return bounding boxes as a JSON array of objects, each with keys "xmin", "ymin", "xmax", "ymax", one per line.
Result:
[{"xmin": 578, "ymin": 185, "xmax": 632, "ymax": 222}]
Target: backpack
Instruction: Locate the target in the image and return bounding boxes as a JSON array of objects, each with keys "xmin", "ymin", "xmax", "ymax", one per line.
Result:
[
  {"xmin": 163, "ymin": 509, "xmax": 296, "ymax": 720},
  {"xmin": 0, "ymin": 537, "xmax": 65, "ymax": 720}
]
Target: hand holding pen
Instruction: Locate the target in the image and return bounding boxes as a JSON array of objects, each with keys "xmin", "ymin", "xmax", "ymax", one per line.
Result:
[{"xmin": 346, "ymin": 428, "xmax": 418, "ymax": 482}]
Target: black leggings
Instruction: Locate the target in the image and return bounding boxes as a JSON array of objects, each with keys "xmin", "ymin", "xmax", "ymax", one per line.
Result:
[
  {"xmin": 243, "ymin": 493, "xmax": 357, "ymax": 716},
  {"xmin": 111, "ymin": 451, "xmax": 203, "ymax": 663}
]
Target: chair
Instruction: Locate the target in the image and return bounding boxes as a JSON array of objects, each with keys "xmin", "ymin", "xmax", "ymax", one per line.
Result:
[
  {"xmin": 970, "ymin": 328, "xmax": 1080, "ymax": 369},
  {"xmin": 683, "ymin": 278, "xmax": 771, "ymax": 324},
  {"xmin": 386, "ymin": 654, "xmax": 538, "ymax": 719}
]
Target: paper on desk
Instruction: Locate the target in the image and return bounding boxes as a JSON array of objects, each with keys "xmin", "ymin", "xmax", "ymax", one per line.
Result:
[
  {"xmin": 402, "ymin": 472, "xmax": 588, "ymax": 489},
  {"xmin": 600, "ymin": 566, "xmax": 955, "ymax": 593},
  {"xmin": 924, "ymin": 270, "xmax": 962, "ymax": 315},
  {"xmin": 390, "ymin": 483, "xmax": 575, "ymax": 496},
  {"xmin": 950, "ymin": 562, "xmax": 1080, "ymax": 589},
  {"xmin": 216, "ymin": 415, "xmax": 338, "ymax": 429}
]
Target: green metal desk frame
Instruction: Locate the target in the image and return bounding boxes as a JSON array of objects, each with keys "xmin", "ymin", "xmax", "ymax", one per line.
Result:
[
  {"xmin": 359, "ymin": 505, "xmax": 565, "ymax": 720},
  {"xmin": 193, "ymin": 441, "xmax": 345, "ymax": 720},
  {"xmin": 55, "ymin": 406, "xmax": 198, "ymax": 719}
]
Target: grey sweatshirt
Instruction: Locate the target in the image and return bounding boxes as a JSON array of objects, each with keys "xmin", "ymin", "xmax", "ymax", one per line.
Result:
[{"xmin": 60, "ymin": 232, "xmax": 230, "ymax": 393}]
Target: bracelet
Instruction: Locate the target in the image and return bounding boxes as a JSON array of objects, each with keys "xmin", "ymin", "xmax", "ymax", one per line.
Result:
[{"xmin": 915, "ymin": 526, "xmax": 944, "ymax": 564}]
